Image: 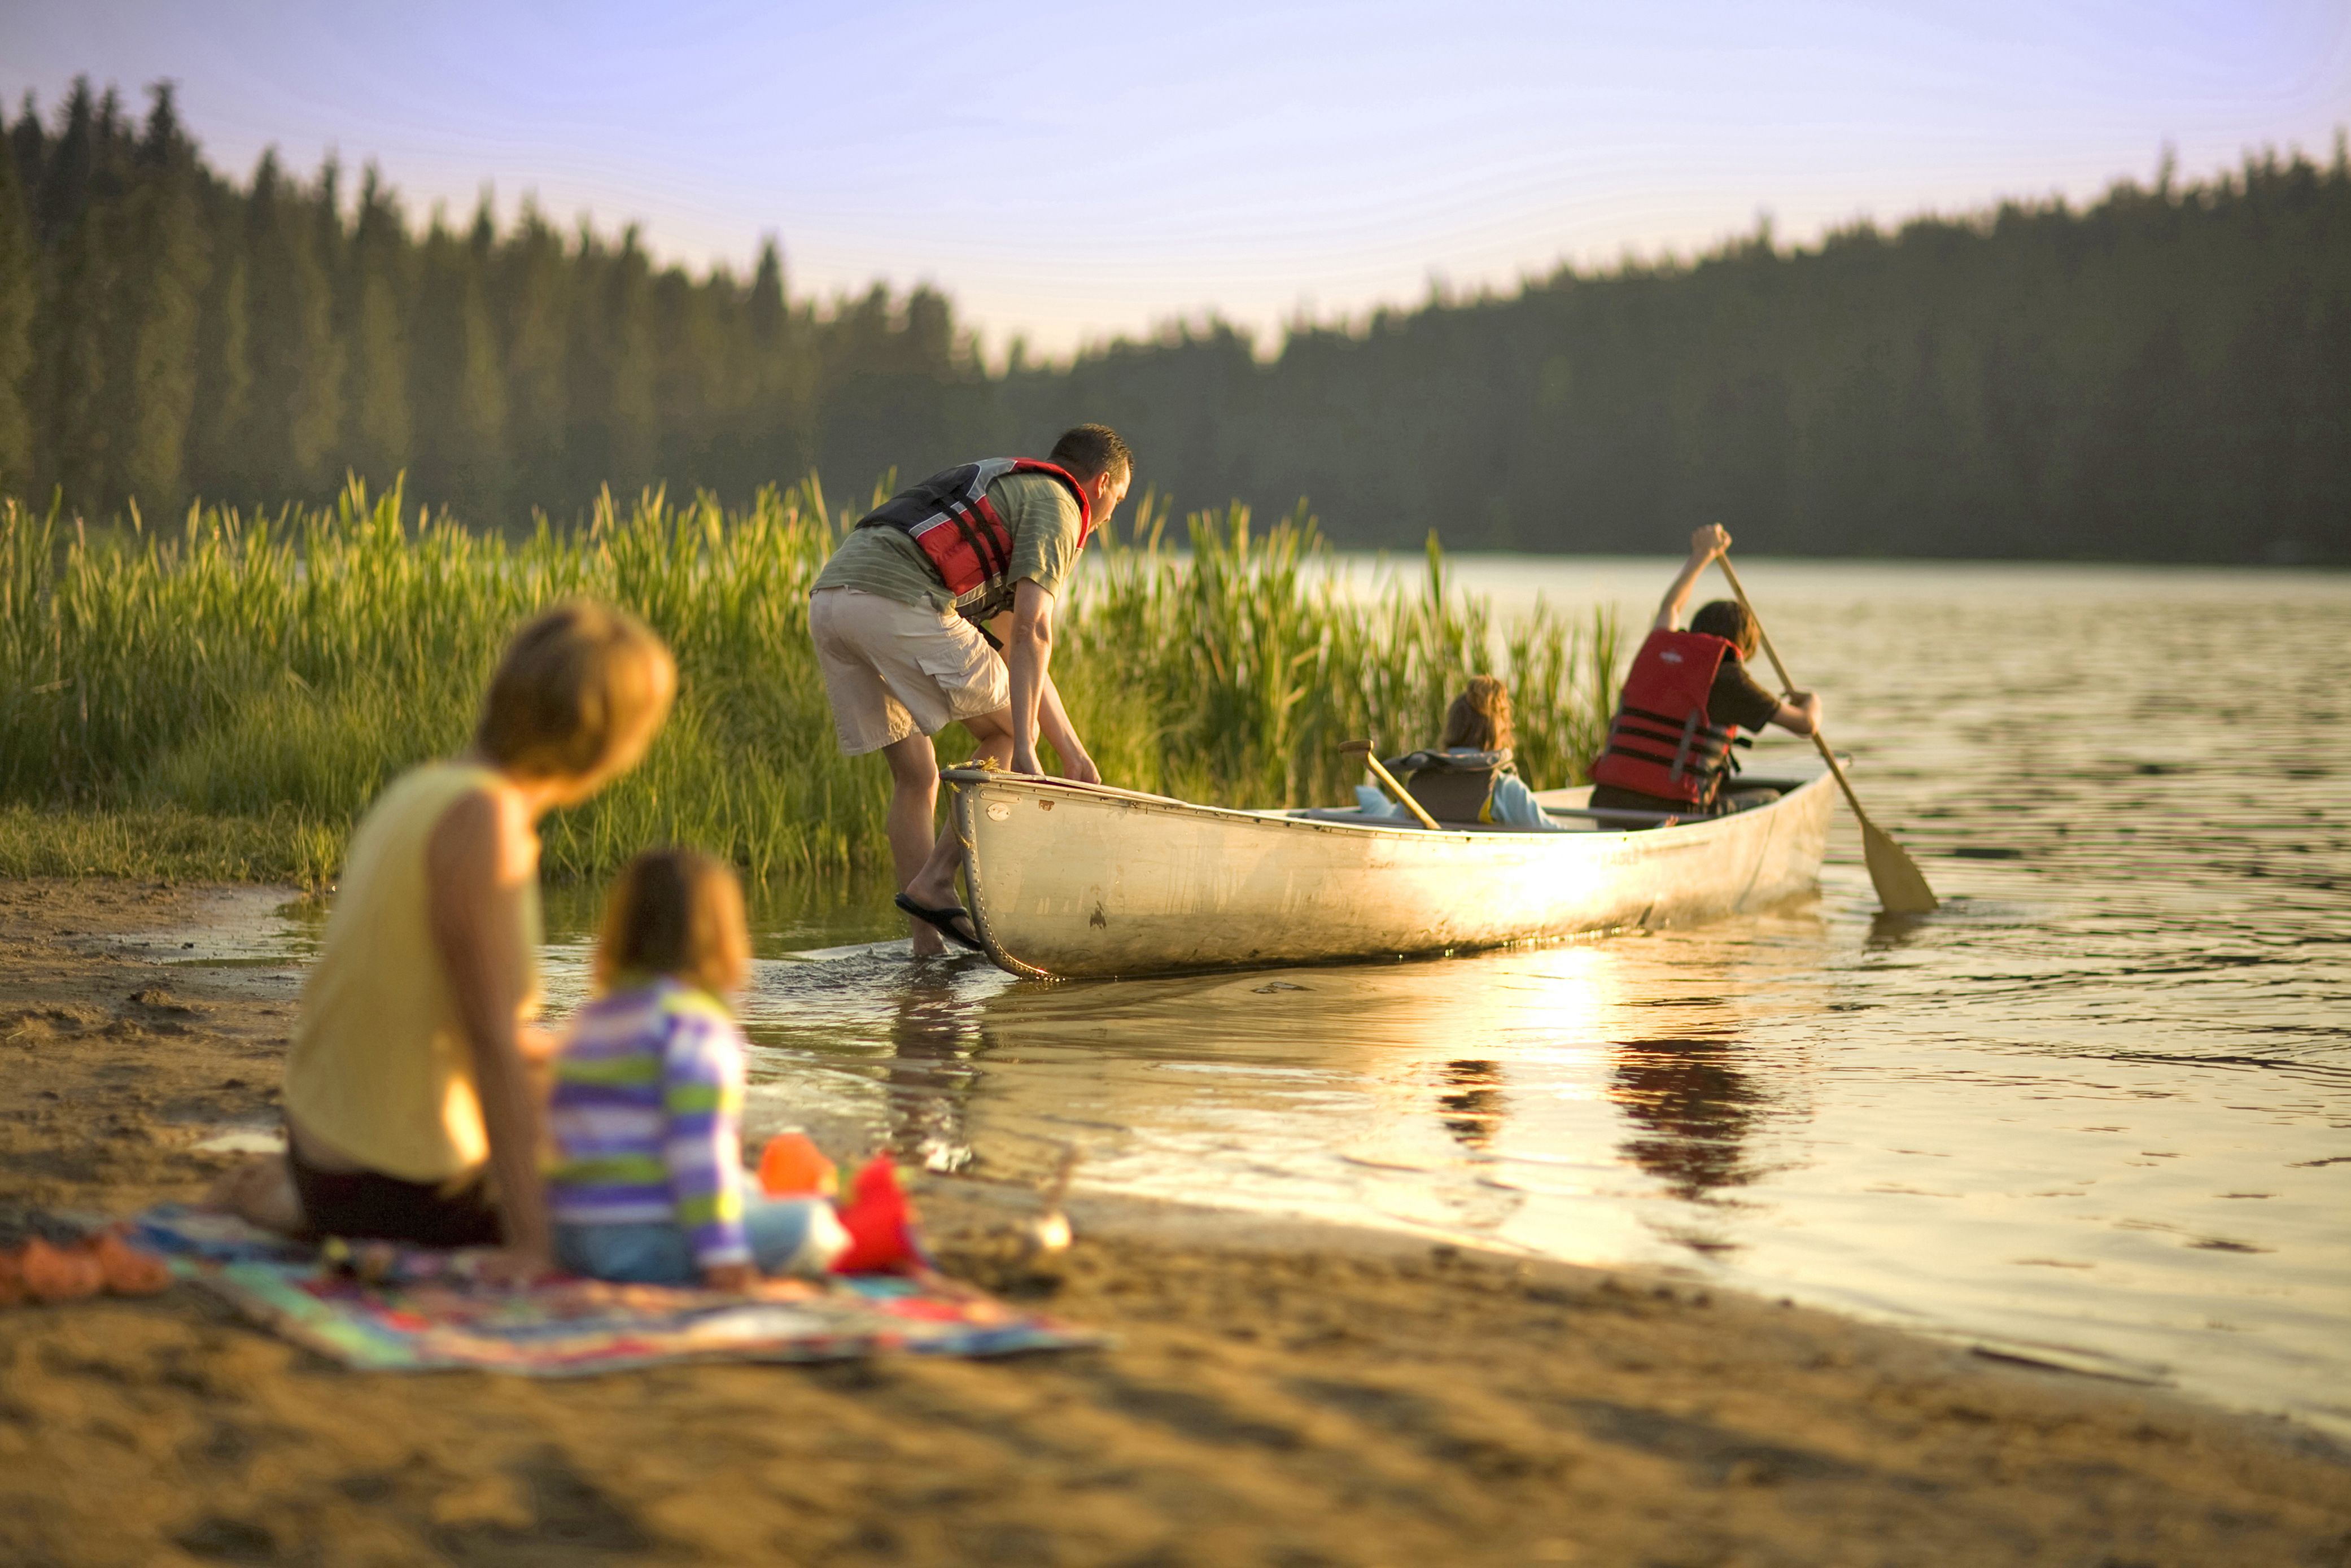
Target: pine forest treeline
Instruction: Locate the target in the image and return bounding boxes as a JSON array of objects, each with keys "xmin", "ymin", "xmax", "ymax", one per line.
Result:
[{"xmin": 3, "ymin": 80, "xmax": 2347, "ymax": 563}]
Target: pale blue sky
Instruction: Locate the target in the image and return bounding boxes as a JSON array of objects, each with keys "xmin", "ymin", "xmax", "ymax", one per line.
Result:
[{"xmin": 5, "ymin": 1, "xmax": 2346, "ymax": 359}]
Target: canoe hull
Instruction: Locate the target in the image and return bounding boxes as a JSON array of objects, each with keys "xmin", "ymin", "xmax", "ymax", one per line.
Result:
[{"xmin": 946, "ymin": 769, "xmax": 1837, "ymax": 979}]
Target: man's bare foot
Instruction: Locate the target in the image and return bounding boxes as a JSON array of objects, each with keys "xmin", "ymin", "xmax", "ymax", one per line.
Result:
[
  {"xmin": 909, "ymin": 922, "xmax": 946, "ymax": 958},
  {"xmin": 895, "ymin": 892, "xmax": 980, "ymax": 954},
  {"xmin": 203, "ymin": 1154, "xmax": 307, "ymax": 1236}
]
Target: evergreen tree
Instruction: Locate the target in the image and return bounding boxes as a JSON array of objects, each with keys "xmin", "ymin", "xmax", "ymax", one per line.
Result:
[
  {"xmin": 6, "ymin": 94, "xmax": 43, "ymax": 203},
  {"xmin": 112, "ymin": 84, "xmax": 209, "ymax": 517},
  {"xmin": 493, "ymin": 199, "xmax": 571, "ymax": 514},
  {"xmin": 32, "ymin": 78, "xmax": 97, "ymax": 248},
  {"xmin": 651, "ymin": 261, "xmax": 727, "ymax": 488},
  {"xmin": 566, "ymin": 224, "xmax": 656, "ymax": 503},
  {"xmin": 408, "ymin": 209, "xmax": 506, "ymax": 522},
  {"xmin": 240, "ymin": 150, "xmax": 343, "ymax": 496},
  {"xmin": 38, "ymin": 86, "xmax": 131, "ymax": 510},
  {"xmin": 187, "ymin": 209, "xmax": 251, "ymax": 503},
  {"xmin": 0, "ymin": 111, "xmax": 36, "ymax": 495},
  {"xmin": 741, "ymin": 238, "xmax": 815, "ymax": 482},
  {"xmin": 338, "ymin": 164, "xmax": 412, "ymax": 491}
]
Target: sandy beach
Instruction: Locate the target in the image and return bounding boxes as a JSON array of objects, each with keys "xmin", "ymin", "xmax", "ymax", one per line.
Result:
[{"xmin": 2, "ymin": 877, "xmax": 2346, "ymax": 1568}]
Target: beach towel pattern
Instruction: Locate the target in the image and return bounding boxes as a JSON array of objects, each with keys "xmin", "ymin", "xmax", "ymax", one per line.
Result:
[{"xmin": 132, "ymin": 1206, "xmax": 1101, "ymax": 1375}]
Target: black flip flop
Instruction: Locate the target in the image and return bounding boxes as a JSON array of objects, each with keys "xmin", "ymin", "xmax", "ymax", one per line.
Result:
[{"xmin": 893, "ymin": 893, "xmax": 985, "ymax": 954}]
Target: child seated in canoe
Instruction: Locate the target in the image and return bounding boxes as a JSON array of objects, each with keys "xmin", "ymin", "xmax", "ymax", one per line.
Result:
[
  {"xmin": 1355, "ymin": 676, "xmax": 1563, "ymax": 829},
  {"xmin": 547, "ymin": 848, "xmax": 848, "ymax": 1288},
  {"xmin": 1588, "ymin": 525, "xmax": 1821, "ymax": 820}
]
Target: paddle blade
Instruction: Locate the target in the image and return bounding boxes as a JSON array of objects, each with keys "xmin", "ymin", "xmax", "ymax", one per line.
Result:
[{"xmin": 1860, "ymin": 819, "xmax": 1940, "ymax": 914}]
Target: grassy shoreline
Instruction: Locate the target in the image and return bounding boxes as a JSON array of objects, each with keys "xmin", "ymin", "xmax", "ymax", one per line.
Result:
[{"xmin": 0, "ymin": 479, "xmax": 1618, "ymax": 884}]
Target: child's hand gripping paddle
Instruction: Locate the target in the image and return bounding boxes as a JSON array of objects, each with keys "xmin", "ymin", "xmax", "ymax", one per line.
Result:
[{"xmin": 1715, "ymin": 554, "xmax": 1938, "ymax": 915}]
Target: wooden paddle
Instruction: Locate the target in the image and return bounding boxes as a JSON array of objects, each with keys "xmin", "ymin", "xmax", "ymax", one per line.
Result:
[
  {"xmin": 1715, "ymin": 555, "xmax": 1940, "ymax": 915},
  {"xmin": 1339, "ymin": 740, "xmax": 1445, "ymax": 831}
]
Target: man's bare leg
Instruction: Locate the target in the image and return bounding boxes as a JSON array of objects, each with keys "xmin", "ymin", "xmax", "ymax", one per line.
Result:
[
  {"xmin": 881, "ymin": 732, "xmax": 947, "ymax": 955},
  {"xmin": 902, "ymin": 708, "xmax": 1015, "ymax": 938}
]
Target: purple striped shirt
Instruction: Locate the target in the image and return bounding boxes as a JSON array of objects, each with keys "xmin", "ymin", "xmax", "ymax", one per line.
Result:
[{"xmin": 545, "ymin": 978, "xmax": 750, "ymax": 1267}]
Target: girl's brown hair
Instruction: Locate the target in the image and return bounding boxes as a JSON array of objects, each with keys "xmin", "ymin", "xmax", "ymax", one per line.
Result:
[
  {"xmin": 476, "ymin": 600, "xmax": 676, "ymax": 781},
  {"xmin": 1439, "ymin": 675, "xmax": 1515, "ymax": 753},
  {"xmin": 594, "ymin": 848, "xmax": 751, "ymax": 997}
]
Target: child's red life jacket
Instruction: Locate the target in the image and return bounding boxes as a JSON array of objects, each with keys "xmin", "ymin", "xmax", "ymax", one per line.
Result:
[
  {"xmin": 855, "ymin": 458, "xmax": 1093, "ymax": 611},
  {"xmin": 1589, "ymin": 629, "xmax": 1745, "ymax": 806}
]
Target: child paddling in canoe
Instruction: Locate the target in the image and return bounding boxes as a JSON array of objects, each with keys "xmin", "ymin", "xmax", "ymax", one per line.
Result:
[
  {"xmin": 1587, "ymin": 525, "xmax": 1822, "ymax": 819},
  {"xmin": 547, "ymin": 849, "xmax": 847, "ymax": 1287}
]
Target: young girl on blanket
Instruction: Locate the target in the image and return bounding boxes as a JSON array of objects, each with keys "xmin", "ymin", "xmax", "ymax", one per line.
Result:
[{"xmin": 547, "ymin": 849, "xmax": 848, "ymax": 1287}]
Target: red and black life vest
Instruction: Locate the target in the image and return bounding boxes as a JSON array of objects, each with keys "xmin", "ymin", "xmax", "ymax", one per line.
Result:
[
  {"xmin": 1589, "ymin": 630, "xmax": 1744, "ymax": 806},
  {"xmin": 855, "ymin": 457, "xmax": 1093, "ymax": 616}
]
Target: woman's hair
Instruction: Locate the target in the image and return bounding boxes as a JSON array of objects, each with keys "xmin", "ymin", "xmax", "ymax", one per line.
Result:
[
  {"xmin": 1689, "ymin": 599, "xmax": 1759, "ymax": 657},
  {"xmin": 1439, "ymin": 675, "xmax": 1515, "ymax": 753},
  {"xmin": 475, "ymin": 600, "xmax": 676, "ymax": 781},
  {"xmin": 594, "ymin": 848, "xmax": 751, "ymax": 996}
]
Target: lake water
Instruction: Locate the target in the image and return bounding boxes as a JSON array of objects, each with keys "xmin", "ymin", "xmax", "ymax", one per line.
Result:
[{"xmin": 221, "ymin": 558, "xmax": 2351, "ymax": 1433}]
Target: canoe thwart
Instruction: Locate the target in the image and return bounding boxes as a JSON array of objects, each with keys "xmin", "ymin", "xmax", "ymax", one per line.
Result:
[{"xmin": 1542, "ymin": 805, "xmax": 1685, "ymax": 825}]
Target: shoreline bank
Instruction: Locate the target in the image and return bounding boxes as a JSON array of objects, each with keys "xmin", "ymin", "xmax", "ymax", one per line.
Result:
[{"xmin": 2, "ymin": 877, "xmax": 2346, "ymax": 1566}]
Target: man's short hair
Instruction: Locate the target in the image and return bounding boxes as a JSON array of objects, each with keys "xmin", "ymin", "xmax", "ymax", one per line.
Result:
[
  {"xmin": 1690, "ymin": 599, "xmax": 1759, "ymax": 658},
  {"xmin": 1048, "ymin": 423, "xmax": 1131, "ymax": 483}
]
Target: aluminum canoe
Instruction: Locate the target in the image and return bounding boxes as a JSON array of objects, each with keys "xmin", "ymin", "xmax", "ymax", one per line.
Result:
[{"xmin": 941, "ymin": 766, "xmax": 1837, "ymax": 979}]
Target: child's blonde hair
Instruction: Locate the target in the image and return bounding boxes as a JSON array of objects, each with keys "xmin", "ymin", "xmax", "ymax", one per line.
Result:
[
  {"xmin": 593, "ymin": 848, "xmax": 751, "ymax": 997},
  {"xmin": 476, "ymin": 600, "xmax": 675, "ymax": 781},
  {"xmin": 1439, "ymin": 675, "xmax": 1515, "ymax": 753}
]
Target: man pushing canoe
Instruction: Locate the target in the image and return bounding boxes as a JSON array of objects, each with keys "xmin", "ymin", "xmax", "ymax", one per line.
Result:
[{"xmin": 809, "ymin": 424, "xmax": 1134, "ymax": 956}]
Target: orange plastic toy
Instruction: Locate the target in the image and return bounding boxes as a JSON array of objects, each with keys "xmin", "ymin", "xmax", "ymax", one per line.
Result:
[{"xmin": 757, "ymin": 1132, "xmax": 838, "ymax": 1199}]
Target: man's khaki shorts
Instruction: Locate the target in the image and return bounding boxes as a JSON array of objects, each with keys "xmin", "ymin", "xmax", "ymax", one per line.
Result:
[{"xmin": 808, "ymin": 587, "xmax": 1009, "ymax": 755}]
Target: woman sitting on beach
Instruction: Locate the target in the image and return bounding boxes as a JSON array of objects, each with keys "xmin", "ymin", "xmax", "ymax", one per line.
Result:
[
  {"xmin": 546, "ymin": 848, "xmax": 847, "ymax": 1287},
  {"xmin": 223, "ymin": 601, "xmax": 675, "ymax": 1277},
  {"xmin": 1355, "ymin": 676, "xmax": 1563, "ymax": 830}
]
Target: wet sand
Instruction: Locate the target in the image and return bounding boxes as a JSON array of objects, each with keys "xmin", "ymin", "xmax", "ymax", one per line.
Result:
[{"xmin": 2, "ymin": 879, "xmax": 2346, "ymax": 1567}]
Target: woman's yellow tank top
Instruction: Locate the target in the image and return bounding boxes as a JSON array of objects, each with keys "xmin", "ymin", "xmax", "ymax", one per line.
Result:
[{"xmin": 282, "ymin": 761, "xmax": 541, "ymax": 1184}]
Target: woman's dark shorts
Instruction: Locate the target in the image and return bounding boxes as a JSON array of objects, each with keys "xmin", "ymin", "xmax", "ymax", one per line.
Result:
[{"xmin": 287, "ymin": 1135, "xmax": 504, "ymax": 1248}]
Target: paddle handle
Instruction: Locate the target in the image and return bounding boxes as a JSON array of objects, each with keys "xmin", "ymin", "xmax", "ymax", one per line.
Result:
[
  {"xmin": 1340, "ymin": 740, "xmax": 1445, "ymax": 832},
  {"xmin": 1714, "ymin": 555, "xmax": 1877, "ymax": 831}
]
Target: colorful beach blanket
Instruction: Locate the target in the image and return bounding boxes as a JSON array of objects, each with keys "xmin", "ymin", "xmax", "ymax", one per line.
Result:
[{"xmin": 132, "ymin": 1207, "xmax": 1102, "ymax": 1375}]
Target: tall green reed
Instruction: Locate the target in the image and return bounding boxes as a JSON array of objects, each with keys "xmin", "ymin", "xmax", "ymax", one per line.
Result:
[{"xmin": 0, "ymin": 481, "xmax": 1619, "ymax": 884}]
